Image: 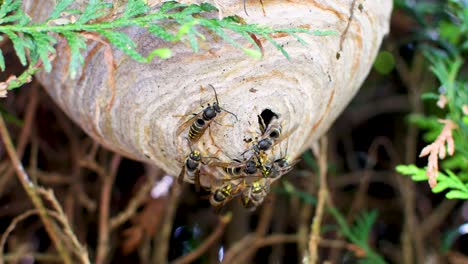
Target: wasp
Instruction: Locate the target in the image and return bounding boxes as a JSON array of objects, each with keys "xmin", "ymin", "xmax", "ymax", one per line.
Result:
[
  {"xmin": 209, "ymin": 182, "xmax": 240, "ymax": 207},
  {"xmin": 244, "ymin": 118, "xmax": 297, "ymax": 158},
  {"xmin": 241, "ymin": 178, "xmax": 270, "ymax": 209},
  {"xmin": 267, "ymin": 156, "xmax": 299, "ymax": 180},
  {"xmin": 178, "ymin": 139, "xmax": 218, "ymax": 191},
  {"xmin": 210, "ymin": 155, "xmax": 262, "ymax": 178},
  {"xmin": 176, "ymin": 85, "xmax": 238, "ymax": 143}
]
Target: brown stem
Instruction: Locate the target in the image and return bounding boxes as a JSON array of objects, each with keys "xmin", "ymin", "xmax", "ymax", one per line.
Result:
[
  {"xmin": 153, "ymin": 183, "xmax": 180, "ymax": 263},
  {"xmin": 110, "ymin": 172, "xmax": 158, "ymax": 230},
  {"xmin": 172, "ymin": 214, "xmax": 231, "ymax": 264},
  {"xmin": 95, "ymin": 154, "xmax": 121, "ymax": 264},
  {"xmin": 0, "ymin": 85, "xmax": 38, "ymax": 194},
  {"xmin": 308, "ymin": 136, "xmax": 328, "ymax": 264},
  {"xmin": 395, "ymin": 50, "xmax": 427, "ymax": 264},
  {"xmin": 0, "ymin": 209, "xmax": 39, "ymax": 263},
  {"xmin": 0, "ymin": 114, "xmax": 73, "ymax": 264},
  {"xmin": 38, "ymin": 189, "xmax": 90, "ymax": 264}
]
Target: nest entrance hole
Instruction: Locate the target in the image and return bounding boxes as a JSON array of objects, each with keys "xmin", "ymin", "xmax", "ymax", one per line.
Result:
[{"xmin": 258, "ymin": 109, "xmax": 278, "ymax": 133}]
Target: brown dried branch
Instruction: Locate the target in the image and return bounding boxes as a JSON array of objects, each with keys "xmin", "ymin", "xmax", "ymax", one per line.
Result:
[
  {"xmin": 308, "ymin": 136, "xmax": 328, "ymax": 264},
  {"xmin": 122, "ymin": 197, "xmax": 166, "ymax": 254},
  {"xmin": 420, "ymin": 199, "xmax": 458, "ymax": 238},
  {"xmin": 172, "ymin": 213, "xmax": 232, "ymax": 264},
  {"xmin": 393, "ymin": 49, "xmax": 428, "ymax": 264},
  {"xmin": 419, "ymin": 119, "xmax": 457, "ymax": 188},
  {"xmin": 95, "ymin": 154, "xmax": 122, "ymax": 264},
  {"xmin": 0, "ymin": 209, "xmax": 39, "ymax": 263},
  {"xmin": 236, "ymin": 195, "xmax": 276, "ymax": 263},
  {"xmin": 221, "ymin": 235, "xmax": 255, "ymax": 264},
  {"xmin": 0, "ymin": 85, "xmax": 39, "ymax": 195},
  {"xmin": 0, "ymin": 114, "xmax": 75, "ymax": 264},
  {"xmin": 3, "ymin": 253, "xmax": 62, "ymax": 262},
  {"xmin": 152, "ymin": 183, "xmax": 180, "ymax": 263},
  {"xmin": 38, "ymin": 189, "xmax": 90, "ymax": 264},
  {"xmin": 346, "ymin": 137, "xmax": 399, "ymax": 222},
  {"xmin": 110, "ymin": 172, "xmax": 158, "ymax": 230}
]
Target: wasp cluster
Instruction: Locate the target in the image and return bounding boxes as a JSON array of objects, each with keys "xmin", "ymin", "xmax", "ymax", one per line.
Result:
[{"xmin": 176, "ymin": 85, "xmax": 298, "ymax": 210}]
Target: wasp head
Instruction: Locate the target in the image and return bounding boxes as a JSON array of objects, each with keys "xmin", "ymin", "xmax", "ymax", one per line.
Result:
[
  {"xmin": 244, "ymin": 159, "xmax": 258, "ymax": 174},
  {"xmin": 257, "ymin": 138, "xmax": 273, "ymax": 151},
  {"xmin": 190, "ymin": 150, "xmax": 201, "ymax": 161}
]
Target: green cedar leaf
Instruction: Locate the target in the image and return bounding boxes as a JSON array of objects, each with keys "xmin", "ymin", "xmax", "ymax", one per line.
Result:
[
  {"xmin": 198, "ymin": 3, "xmax": 217, "ymax": 12},
  {"xmin": 176, "ymin": 20, "xmax": 199, "ymax": 39},
  {"xmin": 97, "ymin": 30, "xmax": 145, "ymax": 62},
  {"xmin": 396, "ymin": 164, "xmax": 421, "ymax": 175},
  {"xmin": 30, "ymin": 32, "xmax": 56, "ymax": 72},
  {"xmin": 147, "ymin": 24, "xmax": 176, "ymax": 41},
  {"xmin": 264, "ymin": 34, "xmax": 290, "ymax": 59},
  {"xmin": 123, "ymin": 0, "xmax": 148, "ymax": 19},
  {"xmin": 77, "ymin": 0, "xmax": 112, "ymax": 24},
  {"xmin": 61, "ymin": 32, "xmax": 86, "ymax": 78},
  {"xmin": 411, "ymin": 173, "xmax": 429, "ymax": 181},
  {"xmin": 312, "ymin": 29, "xmax": 338, "ymax": 36},
  {"xmin": 146, "ymin": 48, "xmax": 172, "ymax": 60},
  {"xmin": 1, "ymin": 9, "xmax": 25, "ymax": 23},
  {"xmin": 290, "ymin": 33, "xmax": 308, "ymax": 45},
  {"xmin": 432, "ymin": 181, "xmax": 450, "ymax": 193},
  {"xmin": 159, "ymin": 1, "xmax": 185, "ymax": 13},
  {"xmin": 3, "ymin": 31, "xmax": 27, "ymax": 66},
  {"xmin": 186, "ymin": 30, "xmax": 199, "ymax": 52},
  {"xmin": 17, "ymin": 10, "xmax": 31, "ymax": 26},
  {"xmin": 48, "ymin": 0, "xmax": 75, "ymax": 21},
  {"xmin": 242, "ymin": 48, "xmax": 262, "ymax": 59},
  {"xmin": 180, "ymin": 4, "xmax": 204, "ymax": 16},
  {"xmin": 0, "ymin": 49, "xmax": 4, "ymax": 71},
  {"xmin": 446, "ymin": 190, "xmax": 468, "ymax": 199},
  {"xmin": 0, "ymin": 0, "xmax": 20, "ymax": 21}
]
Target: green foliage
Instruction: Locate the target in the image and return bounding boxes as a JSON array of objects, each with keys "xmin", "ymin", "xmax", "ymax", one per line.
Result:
[
  {"xmin": 328, "ymin": 208, "xmax": 387, "ymax": 264},
  {"xmin": 0, "ymin": 0, "xmax": 336, "ymax": 89},
  {"xmin": 373, "ymin": 51, "xmax": 395, "ymax": 75},
  {"xmin": 396, "ymin": 0, "xmax": 468, "ymax": 197},
  {"xmin": 278, "ymin": 182, "xmax": 386, "ymax": 263},
  {"xmin": 396, "ymin": 165, "xmax": 468, "ymax": 199}
]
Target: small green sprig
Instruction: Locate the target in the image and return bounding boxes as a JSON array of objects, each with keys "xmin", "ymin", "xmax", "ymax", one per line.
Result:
[
  {"xmin": 0, "ymin": 0, "xmax": 335, "ymax": 90},
  {"xmin": 397, "ymin": 165, "xmax": 468, "ymax": 199},
  {"xmin": 395, "ymin": 0, "xmax": 468, "ymax": 193},
  {"xmin": 328, "ymin": 208, "xmax": 387, "ymax": 264},
  {"xmin": 278, "ymin": 182, "xmax": 386, "ymax": 263}
]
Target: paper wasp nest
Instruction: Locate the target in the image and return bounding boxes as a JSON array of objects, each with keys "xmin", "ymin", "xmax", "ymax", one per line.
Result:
[{"xmin": 24, "ymin": 1, "xmax": 392, "ymax": 196}]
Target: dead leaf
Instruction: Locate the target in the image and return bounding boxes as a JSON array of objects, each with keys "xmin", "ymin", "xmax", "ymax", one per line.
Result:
[{"xmin": 419, "ymin": 119, "xmax": 458, "ymax": 188}]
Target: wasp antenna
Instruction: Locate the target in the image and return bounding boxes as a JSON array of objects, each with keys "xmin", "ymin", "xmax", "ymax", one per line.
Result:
[
  {"xmin": 243, "ymin": 0, "xmax": 249, "ymax": 16},
  {"xmin": 208, "ymin": 84, "xmax": 220, "ymax": 105},
  {"xmin": 220, "ymin": 107, "xmax": 239, "ymax": 121}
]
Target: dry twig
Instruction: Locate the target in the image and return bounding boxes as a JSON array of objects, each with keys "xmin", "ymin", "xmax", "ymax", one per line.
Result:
[
  {"xmin": 419, "ymin": 119, "xmax": 457, "ymax": 188},
  {"xmin": 152, "ymin": 183, "xmax": 180, "ymax": 263},
  {"xmin": 95, "ymin": 154, "xmax": 122, "ymax": 264},
  {"xmin": 110, "ymin": 172, "xmax": 158, "ymax": 230},
  {"xmin": 308, "ymin": 136, "xmax": 328, "ymax": 264},
  {"xmin": 0, "ymin": 114, "xmax": 75, "ymax": 264},
  {"xmin": 172, "ymin": 213, "xmax": 232, "ymax": 264}
]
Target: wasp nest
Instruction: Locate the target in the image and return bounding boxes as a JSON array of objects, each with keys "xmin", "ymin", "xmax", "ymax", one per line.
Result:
[{"xmin": 24, "ymin": 0, "xmax": 392, "ymax": 208}]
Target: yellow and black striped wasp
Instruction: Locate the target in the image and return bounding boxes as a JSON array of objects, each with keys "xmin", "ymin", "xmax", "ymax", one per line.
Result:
[
  {"xmin": 209, "ymin": 182, "xmax": 235, "ymax": 207},
  {"xmin": 243, "ymin": 117, "xmax": 298, "ymax": 158},
  {"xmin": 178, "ymin": 139, "xmax": 218, "ymax": 191},
  {"xmin": 176, "ymin": 85, "xmax": 238, "ymax": 143},
  {"xmin": 266, "ymin": 155, "xmax": 299, "ymax": 180},
  {"xmin": 240, "ymin": 177, "xmax": 270, "ymax": 209},
  {"xmin": 209, "ymin": 154, "xmax": 262, "ymax": 178}
]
